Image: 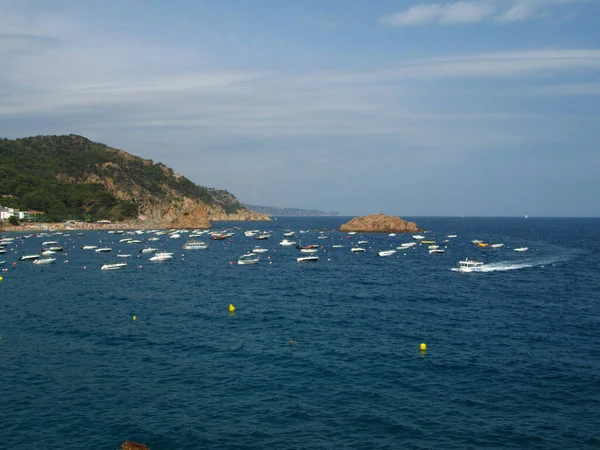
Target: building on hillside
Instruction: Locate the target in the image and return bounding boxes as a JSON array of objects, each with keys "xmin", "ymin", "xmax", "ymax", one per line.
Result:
[{"xmin": 0, "ymin": 206, "xmax": 33, "ymax": 221}]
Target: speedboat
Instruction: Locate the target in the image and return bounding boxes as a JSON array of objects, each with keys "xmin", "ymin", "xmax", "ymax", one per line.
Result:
[
  {"xmin": 412, "ymin": 235, "xmax": 425, "ymax": 240},
  {"xmin": 238, "ymin": 253, "xmax": 260, "ymax": 265},
  {"xmin": 300, "ymin": 248, "xmax": 319, "ymax": 254},
  {"xmin": 455, "ymin": 258, "xmax": 485, "ymax": 272},
  {"xmin": 82, "ymin": 245, "xmax": 98, "ymax": 250},
  {"xmin": 490, "ymin": 243, "xmax": 504, "ymax": 248},
  {"xmin": 332, "ymin": 244, "xmax": 343, "ymax": 248},
  {"xmin": 95, "ymin": 247, "xmax": 112, "ymax": 252},
  {"xmin": 297, "ymin": 255, "xmax": 319, "ymax": 263},
  {"xmin": 429, "ymin": 249, "xmax": 445, "ymax": 255},
  {"xmin": 183, "ymin": 241, "xmax": 208, "ymax": 250},
  {"xmin": 140, "ymin": 248, "xmax": 158, "ymax": 254},
  {"xmin": 514, "ymin": 247, "xmax": 529, "ymax": 252},
  {"xmin": 117, "ymin": 254, "xmax": 132, "ymax": 258},
  {"xmin": 255, "ymin": 234, "xmax": 271, "ymax": 240},
  {"xmin": 101, "ymin": 262, "xmax": 128, "ymax": 270},
  {"xmin": 357, "ymin": 240, "xmax": 369, "ymax": 245},
  {"xmin": 351, "ymin": 247, "xmax": 366, "ymax": 253},
  {"xmin": 252, "ymin": 247, "xmax": 269, "ymax": 253},
  {"xmin": 41, "ymin": 250, "xmax": 56, "ymax": 256},
  {"xmin": 283, "ymin": 231, "xmax": 295, "ymax": 237},
  {"xmin": 377, "ymin": 250, "xmax": 396, "ymax": 257},
  {"xmin": 33, "ymin": 257, "xmax": 56, "ymax": 265}
]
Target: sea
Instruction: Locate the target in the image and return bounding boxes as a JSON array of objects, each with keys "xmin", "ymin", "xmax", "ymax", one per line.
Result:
[{"xmin": 1, "ymin": 216, "xmax": 599, "ymax": 450}]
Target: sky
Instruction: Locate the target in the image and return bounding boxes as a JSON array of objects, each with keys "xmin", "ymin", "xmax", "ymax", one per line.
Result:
[{"xmin": 1, "ymin": 0, "xmax": 599, "ymax": 217}]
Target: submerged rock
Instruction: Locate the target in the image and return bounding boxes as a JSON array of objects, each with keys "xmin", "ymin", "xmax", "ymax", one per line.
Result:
[
  {"xmin": 121, "ymin": 441, "xmax": 149, "ymax": 450},
  {"xmin": 339, "ymin": 213, "xmax": 420, "ymax": 233}
]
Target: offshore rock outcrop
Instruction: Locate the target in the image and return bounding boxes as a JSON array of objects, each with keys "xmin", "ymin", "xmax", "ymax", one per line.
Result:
[{"xmin": 339, "ymin": 214, "xmax": 420, "ymax": 233}]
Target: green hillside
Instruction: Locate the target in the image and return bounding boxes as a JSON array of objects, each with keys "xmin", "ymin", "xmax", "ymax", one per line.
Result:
[{"xmin": 0, "ymin": 134, "xmax": 245, "ymax": 222}]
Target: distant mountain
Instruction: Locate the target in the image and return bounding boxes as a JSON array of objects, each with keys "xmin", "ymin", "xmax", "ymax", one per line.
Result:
[
  {"xmin": 242, "ymin": 204, "xmax": 342, "ymax": 217},
  {"xmin": 0, "ymin": 134, "xmax": 269, "ymax": 227}
]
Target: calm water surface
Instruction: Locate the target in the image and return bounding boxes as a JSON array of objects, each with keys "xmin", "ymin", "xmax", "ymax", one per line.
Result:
[{"xmin": 1, "ymin": 217, "xmax": 599, "ymax": 449}]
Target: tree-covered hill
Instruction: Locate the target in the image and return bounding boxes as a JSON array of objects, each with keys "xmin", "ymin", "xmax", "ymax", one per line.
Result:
[{"xmin": 0, "ymin": 134, "xmax": 252, "ymax": 223}]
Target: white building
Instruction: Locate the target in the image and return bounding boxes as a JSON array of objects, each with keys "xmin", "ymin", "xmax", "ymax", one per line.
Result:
[{"xmin": 0, "ymin": 206, "xmax": 32, "ymax": 221}]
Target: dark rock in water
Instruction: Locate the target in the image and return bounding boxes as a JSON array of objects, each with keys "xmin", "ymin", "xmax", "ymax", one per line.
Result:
[
  {"xmin": 121, "ymin": 441, "xmax": 149, "ymax": 450},
  {"xmin": 339, "ymin": 213, "xmax": 420, "ymax": 233}
]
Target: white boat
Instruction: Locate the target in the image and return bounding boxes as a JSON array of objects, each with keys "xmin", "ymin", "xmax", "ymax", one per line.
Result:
[
  {"xmin": 447, "ymin": 235, "xmax": 457, "ymax": 238},
  {"xmin": 398, "ymin": 242, "xmax": 417, "ymax": 249},
  {"xmin": 101, "ymin": 262, "xmax": 128, "ymax": 270},
  {"xmin": 126, "ymin": 240, "xmax": 142, "ymax": 244},
  {"xmin": 317, "ymin": 235, "xmax": 328, "ymax": 240},
  {"xmin": 252, "ymin": 247, "xmax": 269, "ymax": 253},
  {"xmin": 347, "ymin": 232, "xmax": 356, "ymax": 235},
  {"xmin": 183, "ymin": 241, "xmax": 208, "ymax": 250},
  {"xmin": 490, "ymin": 244, "xmax": 504, "ymax": 248},
  {"xmin": 283, "ymin": 231, "xmax": 295, "ymax": 237},
  {"xmin": 82, "ymin": 245, "xmax": 98, "ymax": 250},
  {"xmin": 19, "ymin": 254, "xmax": 40, "ymax": 261},
  {"xmin": 357, "ymin": 240, "xmax": 369, "ymax": 245},
  {"xmin": 388, "ymin": 233, "xmax": 396, "ymax": 237},
  {"xmin": 428, "ymin": 245, "xmax": 439, "ymax": 250},
  {"xmin": 117, "ymin": 254, "xmax": 132, "ymax": 258},
  {"xmin": 279, "ymin": 239, "xmax": 297, "ymax": 247},
  {"xmin": 514, "ymin": 247, "xmax": 529, "ymax": 252},
  {"xmin": 429, "ymin": 249, "xmax": 445, "ymax": 255},
  {"xmin": 297, "ymin": 255, "xmax": 319, "ymax": 263},
  {"xmin": 332, "ymin": 244, "xmax": 343, "ymax": 248},
  {"xmin": 412, "ymin": 235, "xmax": 425, "ymax": 240},
  {"xmin": 41, "ymin": 250, "xmax": 56, "ymax": 256},
  {"xmin": 255, "ymin": 233, "xmax": 271, "ymax": 240},
  {"xmin": 377, "ymin": 250, "xmax": 396, "ymax": 257},
  {"xmin": 95, "ymin": 247, "xmax": 112, "ymax": 253},
  {"xmin": 351, "ymin": 247, "xmax": 366, "ymax": 253},
  {"xmin": 33, "ymin": 257, "xmax": 56, "ymax": 265},
  {"xmin": 42, "ymin": 241, "xmax": 59, "ymax": 246},
  {"xmin": 149, "ymin": 253, "xmax": 173, "ymax": 262},
  {"xmin": 238, "ymin": 253, "xmax": 260, "ymax": 265},
  {"xmin": 169, "ymin": 233, "xmax": 181, "ymax": 239},
  {"xmin": 301, "ymin": 248, "xmax": 319, "ymax": 254},
  {"xmin": 140, "ymin": 247, "xmax": 158, "ymax": 254},
  {"xmin": 455, "ymin": 258, "xmax": 485, "ymax": 272}
]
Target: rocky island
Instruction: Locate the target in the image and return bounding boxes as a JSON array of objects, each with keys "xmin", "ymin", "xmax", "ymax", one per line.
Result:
[{"xmin": 339, "ymin": 213, "xmax": 420, "ymax": 233}]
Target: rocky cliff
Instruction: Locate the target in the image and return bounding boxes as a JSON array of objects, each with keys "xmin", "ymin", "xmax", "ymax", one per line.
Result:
[
  {"xmin": 0, "ymin": 134, "xmax": 270, "ymax": 228},
  {"xmin": 339, "ymin": 214, "xmax": 420, "ymax": 233}
]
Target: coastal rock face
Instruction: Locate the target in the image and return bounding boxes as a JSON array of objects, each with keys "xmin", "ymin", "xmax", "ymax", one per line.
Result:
[
  {"xmin": 121, "ymin": 441, "xmax": 149, "ymax": 450},
  {"xmin": 339, "ymin": 214, "xmax": 419, "ymax": 233}
]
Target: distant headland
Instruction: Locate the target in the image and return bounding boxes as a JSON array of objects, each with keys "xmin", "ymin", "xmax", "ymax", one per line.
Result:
[
  {"xmin": 339, "ymin": 213, "xmax": 420, "ymax": 233},
  {"xmin": 242, "ymin": 204, "xmax": 342, "ymax": 217}
]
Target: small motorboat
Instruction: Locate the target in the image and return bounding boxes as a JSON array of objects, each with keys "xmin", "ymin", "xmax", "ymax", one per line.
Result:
[
  {"xmin": 95, "ymin": 247, "xmax": 112, "ymax": 252},
  {"xmin": 183, "ymin": 241, "xmax": 208, "ymax": 250},
  {"xmin": 238, "ymin": 253, "xmax": 260, "ymax": 265},
  {"xmin": 117, "ymin": 254, "xmax": 132, "ymax": 258},
  {"xmin": 490, "ymin": 243, "xmax": 504, "ymax": 248},
  {"xmin": 429, "ymin": 249, "xmax": 445, "ymax": 255},
  {"xmin": 377, "ymin": 250, "xmax": 397, "ymax": 257},
  {"xmin": 300, "ymin": 248, "xmax": 319, "ymax": 254},
  {"xmin": 514, "ymin": 247, "xmax": 529, "ymax": 252},
  {"xmin": 101, "ymin": 262, "xmax": 128, "ymax": 270},
  {"xmin": 251, "ymin": 247, "xmax": 268, "ymax": 253},
  {"xmin": 279, "ymin": 239, "xmax": 297, "ymax": 247},
  {"xmin": 140, "ymin": 248, "xmax": 159, "ymax": 254},
  {"xmin": 33, "ymin": 257, "xmax": 56, "ymax": 265},
  {"xmin": 297, "ymin": 255, "xmax": 319, "ymax": 263},
  {"xmin": 82, "ymin": 245, "xmax": 98, "ymax": 250},
  {"xmin": 351, "ymin": 247, "xmax": 366, "ymax": 253},
  {"xmin": 19, "ymin": 254, "xmax": 40, "ymax": 261},
  {"xmin": 149, "ymin": 252, "xmax": 174, "ymax": 262}
]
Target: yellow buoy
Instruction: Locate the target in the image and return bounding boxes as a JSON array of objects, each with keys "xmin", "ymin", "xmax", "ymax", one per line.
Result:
[
  {"xmin": 229, "ymin": 304, "xmax": 235, "ymax": 312},
  {"xmin": 133, "ymin": 315, "xmax": 137, "ymax": 321},
  {"xmin": 0, "ymin": 276, "xmax": 3, "ymax": 281},
  {"xmin": 420, "ymin": 343, "xmax": 427, "ymax": 351}
]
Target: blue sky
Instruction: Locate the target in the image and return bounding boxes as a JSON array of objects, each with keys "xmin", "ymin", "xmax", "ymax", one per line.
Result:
[{"xmin": 1, "ymin": 0, "xmax": 599, "ymax": 216}]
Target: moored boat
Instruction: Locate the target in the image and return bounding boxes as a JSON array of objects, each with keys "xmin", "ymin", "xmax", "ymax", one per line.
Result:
[
  {"xmin": 19, "ymin": 254, "xmax": 40, "ymax": 261},
  {"xmin": 238, "ymin": 253, "xmax": 260, "ymax": 265},
  {"xmin": 297, "ymin": 255, "xmax": 319, "ymax": 263},
  {"xmin": 377, "ymin": 250, "xmax": 396, "ymax": 257},
  {"xmin": 514, "ymin": 247, "xmax": 529, "ymax": 252},
  {"xmin": 183, "ymin": 241, "xmax": 208, "ymax": 250},
  {"xmin": 101, "ymin": 262, "xmax": 128, "ymax": 270},
  {"xmin": 351, "ymin": 247, "xmax": 366, "ymax": 253},
  {"xmin": 33, "ymin": 257, "xmax": 56, "ymax": 265}
]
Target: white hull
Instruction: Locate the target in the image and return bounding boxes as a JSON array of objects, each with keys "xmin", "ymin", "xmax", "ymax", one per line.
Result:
[
  {"xmin": 297, "ymin": 256, "xmax": 319, "ymax": 263},
  {"xmin": 101, "ymin": 263, "xmax": 127, "ymax": 270},
  {"xmin": 33, "ymin": 258, "xmax": 56, "ymax": 265},
  {"xmin": 377, "ymin": 250, "xmax": 396, "ymax": 257}
]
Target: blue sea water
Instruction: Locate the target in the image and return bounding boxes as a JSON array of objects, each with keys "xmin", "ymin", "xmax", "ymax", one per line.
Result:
[{"xmin": 1, "ymin": 217, "xmax": 600, "ymax": 449}]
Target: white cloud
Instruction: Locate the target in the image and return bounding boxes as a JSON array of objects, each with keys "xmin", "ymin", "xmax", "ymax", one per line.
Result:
[
  {"xmin": 381, "ymin": 0, "xmax": 590, "ymax": 26},
  {"xmin": 381, "ymin": 1, "xmax": 495, "ymax": 26}
]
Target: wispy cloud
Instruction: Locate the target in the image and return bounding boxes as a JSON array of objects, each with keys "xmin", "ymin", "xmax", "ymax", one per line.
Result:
[{"xmin": 381, "ymin": 0, "xmax": 589, "ymax": 26}]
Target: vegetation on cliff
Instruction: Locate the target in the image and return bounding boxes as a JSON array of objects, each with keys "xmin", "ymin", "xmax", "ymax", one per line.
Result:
[{"xmin": 0, "ymin": 135, "xmax": 266, "ymax": 225}]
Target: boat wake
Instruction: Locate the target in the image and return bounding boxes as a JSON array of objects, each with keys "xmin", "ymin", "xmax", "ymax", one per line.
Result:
[{"xmin": 451, "ymin": 254, "xmax": 575, "ymax": 273}]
